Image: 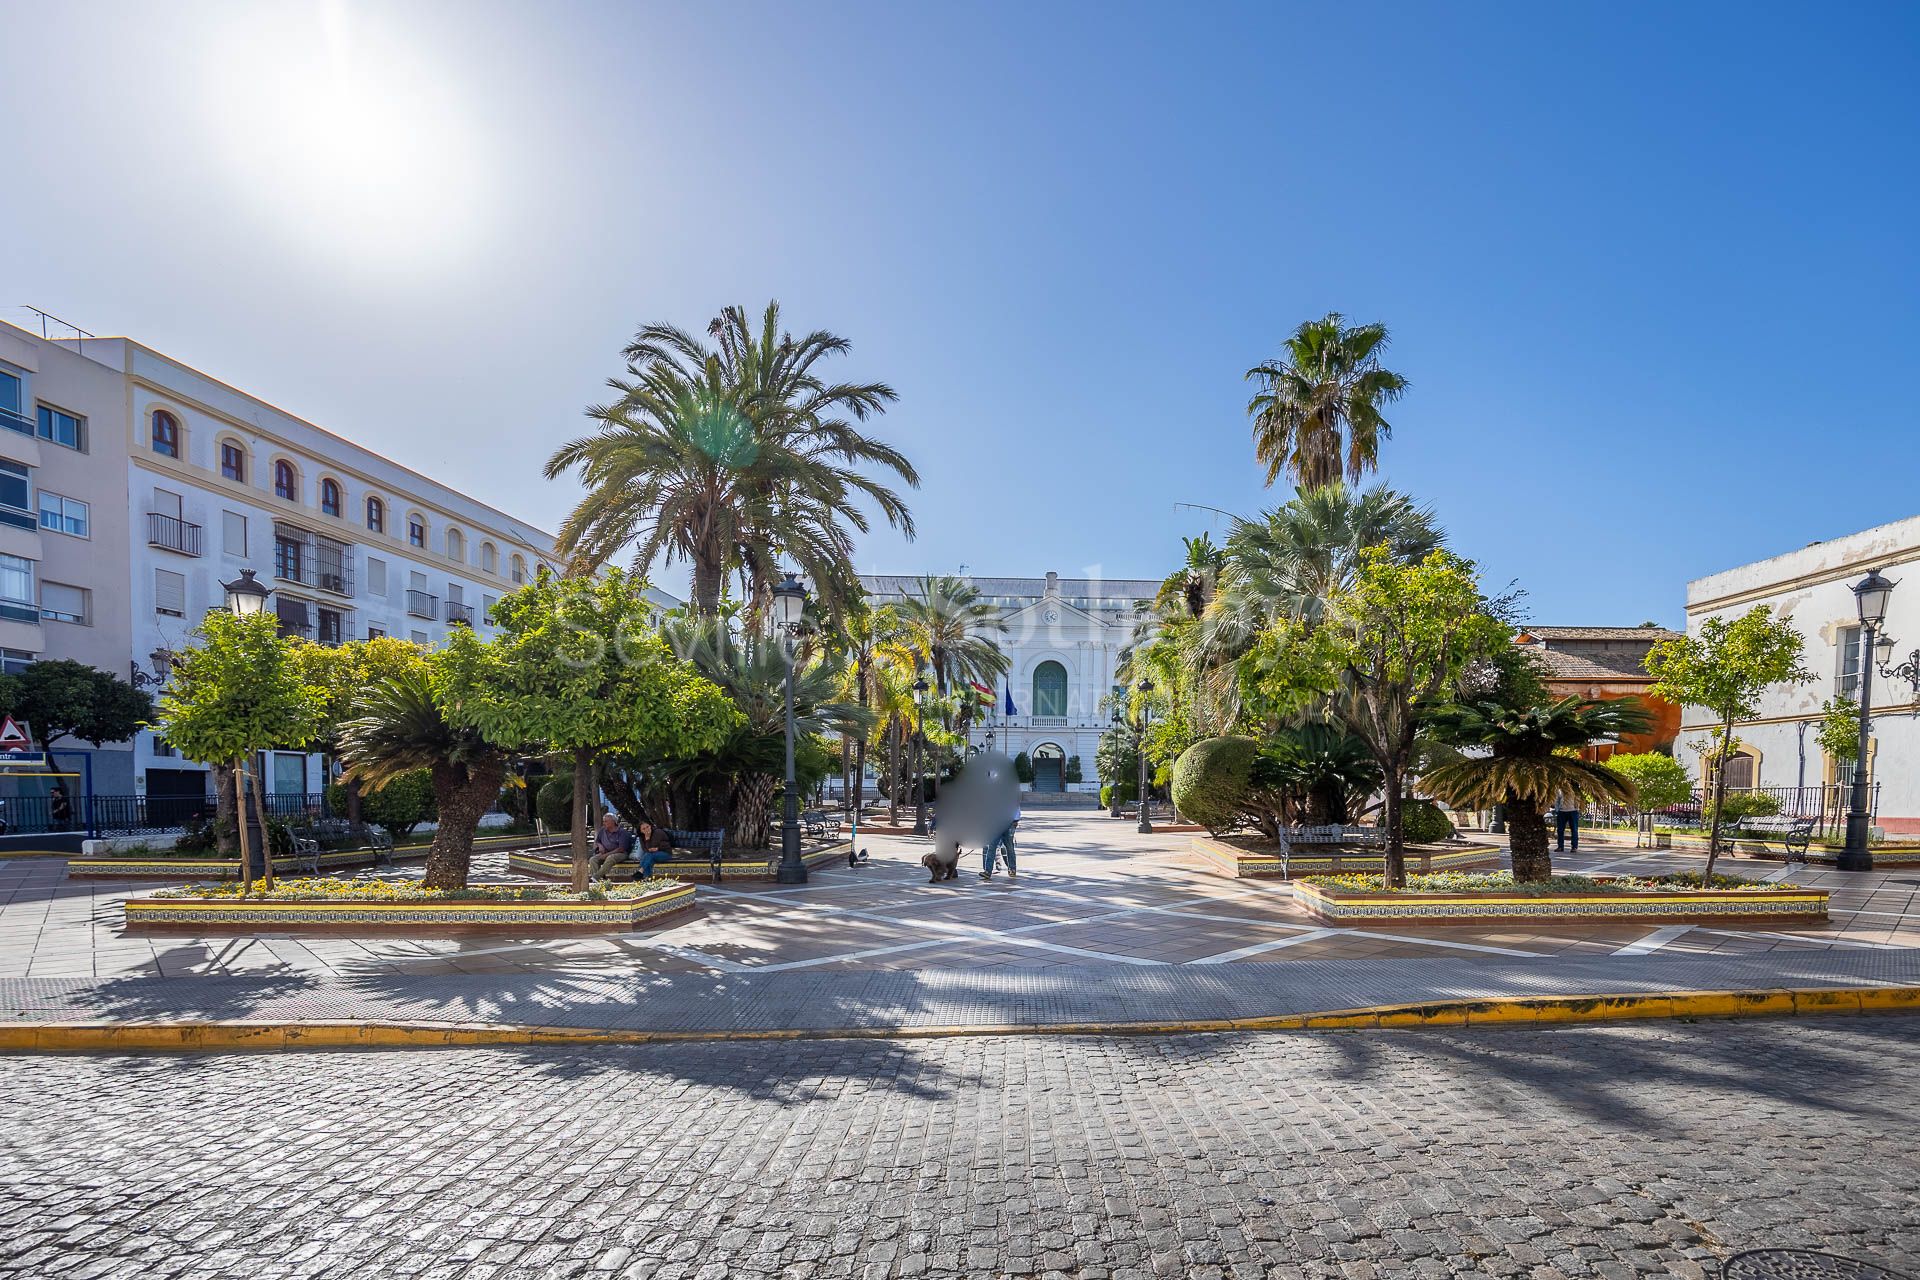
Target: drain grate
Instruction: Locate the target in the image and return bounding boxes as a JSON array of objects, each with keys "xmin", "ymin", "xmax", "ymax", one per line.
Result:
[{"xmin": 1724, "ymin": 1250, "xmax": 1914, "ymax": 1280}]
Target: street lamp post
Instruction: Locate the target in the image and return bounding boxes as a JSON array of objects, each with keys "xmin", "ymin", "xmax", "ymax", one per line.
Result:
[
  {"xmin": 1840, "ymin": 569, "xmax": 1895, "ymax": 871},
  {"xmin": 771, "ymin": 574, "xmax": 810, "ymax": 884},
  {"xmin": 1136, "ymin": 679, "xmax": 1154, "ymax": 835},
  {"xmin": 911, "ymin": 676, "xmax": 930, "ymax": 837},
  {"xmin": 218, "ymin": 569, "xmax": 273, "ymax": 880}
]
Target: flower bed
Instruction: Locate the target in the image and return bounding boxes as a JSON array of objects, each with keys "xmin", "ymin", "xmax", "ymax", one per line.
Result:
[
  {"xmin": 123, "ymin": 876, "xmax": 696, "ymax": 931},
  {"xmin": 69, "ymin": 848, "xmax": 430, "ymax": 880},
  {"xmin": 508, "ymin": 839, "xmax": 852, "ymax": 883},
  {"xmin": 1292, "ymin": 870, "xmax": 1828, "ymax": 926},
  {"xmin": 1190, "ymin": 834, "xmax": 1501, "ymax": 880}
]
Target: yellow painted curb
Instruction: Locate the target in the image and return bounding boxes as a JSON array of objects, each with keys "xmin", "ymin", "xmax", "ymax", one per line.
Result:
[{"xmin": 2, "ymin": 985, "xmax": 1917, "ymax": 1054}]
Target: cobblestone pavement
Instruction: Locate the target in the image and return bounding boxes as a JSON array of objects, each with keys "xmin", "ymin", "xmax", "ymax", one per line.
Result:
[
  {"xmin": 4, "ymin": 1017, "xmax": 1917, "ymax": 1279},
  {"xmin": 4, "ymin": 813, "xmax": 1917, "ymax": 981}
]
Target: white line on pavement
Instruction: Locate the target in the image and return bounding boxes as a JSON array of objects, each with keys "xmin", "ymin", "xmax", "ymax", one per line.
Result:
[
  {"xmin": 1613, "ymin": 924, "xmax": 1696, "ymax": 956},
  {"xmin": 1698, "ymin": 928, "xmax": 1904, "ymax": 950},
  {"xmin": 1190, "ymin": 929, "xmax": 1340, "ymax": 964}
]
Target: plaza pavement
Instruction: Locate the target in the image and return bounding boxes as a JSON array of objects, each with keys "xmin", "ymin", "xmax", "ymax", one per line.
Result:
[
  {"xmin": 3, "ymin": 1018, "xmax": 1916, "ymax": 1277},
  {"xmin": 2, "ymin": 810, "xmax": 1916, "ymax": 982}
]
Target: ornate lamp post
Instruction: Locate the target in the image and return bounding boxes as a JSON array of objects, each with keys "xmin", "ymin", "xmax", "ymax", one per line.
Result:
[
  {"xmin": 217, "ymin": 569, "xmax": 273, "ymax": 879},
  {"xmin": 911, "ymin": 676, "xmax": 931, "ymax": 837},
  {"xmin": 1840, "ymin": 568, "xmax": 1895, "ymax": 871},
  {"xmin": 221, "ymin": 568, "xmax": 271, "ymax": 617},
  {"xmin": 1136, "ymin": 679, "xmax": 1155, "ymax": 835},
  {"xmin": 1878, "ymin": 632, "xmax": 1920, "ymax": 702},
  {"xmin": 770, "ymin": 574, "xmax": 811, "ymax": 884}
]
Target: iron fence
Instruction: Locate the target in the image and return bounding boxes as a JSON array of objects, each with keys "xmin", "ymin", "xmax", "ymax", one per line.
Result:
[
  {"xmin": 0, "ymin": 791, "xmax": 339, "ymax": 838},
  {"xmin": 1585, "ymin": 783, "xmax": 1879, "ymax": 842}
]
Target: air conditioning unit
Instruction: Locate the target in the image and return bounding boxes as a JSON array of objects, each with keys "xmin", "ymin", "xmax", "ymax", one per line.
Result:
[{"xmin": 320, "ymin": 574, "xmax": 346, "ymax": 593}]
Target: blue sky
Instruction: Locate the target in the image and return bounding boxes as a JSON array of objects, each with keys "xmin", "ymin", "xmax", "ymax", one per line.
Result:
[{"xmin": 6, "ymin": 2, "xmax": 1917, "ymax": 625}]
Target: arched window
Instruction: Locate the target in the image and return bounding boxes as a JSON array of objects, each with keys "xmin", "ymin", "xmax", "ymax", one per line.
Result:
[
  {"xmin": 446, "ymin": 527, "xmax": 465, "ymax": 563},
  {"xmin": 1032, "ymin": 661, "xmax": 1068, "ymax": 718},
  {"xmin": 1721, "ymin": 750, "xmax": 1757, "ymax": 790},
  {"xmin": 150, "ymin": 410, "xmax": 179, "ymax": 458},
  {"xmin": 319, "ymin": 478, "xmax": 342, "ymax": 518},
  {"xmin": 366, "ymin": 495, "xmax": 385, "ymax": 533},
  {"xmin": 480, "ymin": 542, "xmax": 497, "ymax": 574},
  {"xmin": 408, "ymin": 515, "xmax": 427, "ymax": 549},
  {"xmin": 273, "ymin": 460, "xmax": 298, "ymax": 502},
  {"xmin": 220, "ymin": 440, "xmax": 247, "ymax": 483},
  {"xmin": 510, "ymin": 553, "xmax": 527, "ymax": 585}
]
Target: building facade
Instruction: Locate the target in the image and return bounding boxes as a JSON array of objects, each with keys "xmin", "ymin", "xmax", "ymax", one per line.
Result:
[
  {"xmin": 1513, "ymin": 625, "xmax": 1683, "ymax": 758},
  {"xmin": 859, "ymin": 571, "xmax": 1157, "ymax": 793},
  {"xmin": 1677, "ymin": 514, "xmax": 1920, "ymax": 834},
  {"xmin": 0, "ymin": 318, "xmax": 559, "ymax": 807}
]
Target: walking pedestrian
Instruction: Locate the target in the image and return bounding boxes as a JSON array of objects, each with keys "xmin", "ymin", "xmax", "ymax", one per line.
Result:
[
  {"xmin": 1552, "ymin": 788, "xmax": 1580, "ymax": 854},
  {"xmin": 49, "ymin": 782, "xmax": 72, "ymax": 833}
]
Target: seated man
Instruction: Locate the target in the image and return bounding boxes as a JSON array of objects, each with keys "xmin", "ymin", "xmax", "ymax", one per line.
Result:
[
  {"xmin": 587, "ymin": 813, "xmax": 635, "ymax": 882},
  {"xmin": 634, "ymin": 820, "xmax": 674, "ymax": 878}
]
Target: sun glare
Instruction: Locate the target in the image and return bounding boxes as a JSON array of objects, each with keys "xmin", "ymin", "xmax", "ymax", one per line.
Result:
[{"xmin": 201, "ymin": 1, "xmax": 490, "ymax": 272}]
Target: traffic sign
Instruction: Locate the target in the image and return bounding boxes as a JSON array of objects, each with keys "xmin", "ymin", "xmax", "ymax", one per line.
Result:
[{"xmin": 0, "ymin": 716, "xmax": 28, "ymax": 748}]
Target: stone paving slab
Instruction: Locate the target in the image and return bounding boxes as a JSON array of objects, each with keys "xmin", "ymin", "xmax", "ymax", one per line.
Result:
[{"xmin": 4, "ymin": 947, "xmax": 1918, "ymax": 1035}]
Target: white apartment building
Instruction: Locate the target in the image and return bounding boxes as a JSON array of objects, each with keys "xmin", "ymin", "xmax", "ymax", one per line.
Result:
[
  {"xmin": 1679, "ymin": 513, "xmax": 1920, "ymax": 835},
  {"xmin": 858, "ymin": 571, "xmax": 1158, "ymax": 793},
  {"xmin": 0, "ymin": 317, "xmax": 558, "ymax": 808}
]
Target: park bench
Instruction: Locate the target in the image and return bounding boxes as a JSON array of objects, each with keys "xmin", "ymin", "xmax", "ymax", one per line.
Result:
[
  {"xmin": 801, "ymin": 809, "xmax": 842, "ymax": 840},
  {"xmin": 665, "ymin": 828, "xmax": 727, "ymax": 883},
  {"xmin": 1732, "ymin": 815, "xmax": 1815, "ymax": 863},
  {"xmin": 291, "ymin": 822, "xmax": 396, "ymax": 874},
  {"xmin": 1273, "ymin": 824, "xmax": 1415, "ymax": 879}
]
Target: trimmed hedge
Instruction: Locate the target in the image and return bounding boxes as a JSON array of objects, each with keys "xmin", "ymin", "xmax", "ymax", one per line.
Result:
[
  {"xmin": 1401, "ymin": 799, "xmax": 1454, "ymax": 845},
  {"xmin": 1170, "ymin": 736, "xmax": 1257, "ymax": 832}
]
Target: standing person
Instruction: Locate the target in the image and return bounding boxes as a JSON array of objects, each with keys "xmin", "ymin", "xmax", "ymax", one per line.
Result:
[
  {"xmin": 1552, "ymin": 787, "xmax": 1580, "ymax": 854},
  {"xmin": 588, "ymin": 812, "xmax": 635, "ymax": 882},
  {"xmin": 48, "ymin": 782, "xmax": 72, "ymax": 833},
  {"xmin": 981, "ymin": 791, "xmax": 1022, "ymax": 882}
]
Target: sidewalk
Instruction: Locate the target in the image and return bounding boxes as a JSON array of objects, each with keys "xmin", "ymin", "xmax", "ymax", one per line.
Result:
[{"xmin": 4, "ymin": 948, "xmax": 1918, "ymax": 1050}]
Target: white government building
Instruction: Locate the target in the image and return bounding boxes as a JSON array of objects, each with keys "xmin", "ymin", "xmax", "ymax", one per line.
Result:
[
  {"xmin": 0, "ymin": 315, "xmax": 560, "ymax": 812},
  {"xmin": 858, "ymin": 571, "xmax": 1158, "ymax": 795},
  {"xmin": 1678, "ymin": 513, "xmax": 1920, "ymax": 836}
]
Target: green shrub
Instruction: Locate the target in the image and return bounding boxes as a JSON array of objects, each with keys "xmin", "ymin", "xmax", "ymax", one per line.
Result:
[
  {"xmin": 1604, "ymin": 753, "xmax": 1693, "ymax": 813},
  {"xmin": 1400, "ymin": 799, "xmax": 1455, "ymax": 845},
  {"xmin": 537, "ymin": 775, "xmax": 575, "ymax": 833},
  {"xmin": 1064, "ymin": 755, "xmax": 1083, "ymax": 784},
  {"xmin": 325, "ymin": 770, "xmax": 436, "ymax": 840},
  {"xmin": 1170, "ymin": 736, "xmax": 1257, "ymax": 832},
  {"xmin": 1013, "ymin": 752, "xmax": 1034, "ymax": 784}
]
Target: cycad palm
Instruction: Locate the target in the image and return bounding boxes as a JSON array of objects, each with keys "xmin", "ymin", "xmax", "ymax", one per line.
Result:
[
  {"xmin": 1421, "ymin": 696, "xmax": 1651, "ymax": 882},
  {"xmin": 547, "ymin": 301, "xmax": 917, "ymax": 619},
  {"xmin": 1246, "ymin": 313, "xmax": 1408, "ymax": 491},
  {"xmin": 338, "ymin": 664, "xmax": 508, "ymax": 890}
]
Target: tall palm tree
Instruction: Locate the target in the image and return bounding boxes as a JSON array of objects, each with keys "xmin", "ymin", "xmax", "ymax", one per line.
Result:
[
  {"xmin": 547, "ymin": 301, "xmax": 918, "ymax": 619},
  {"xmin": 338, "ymin": 666, "xmax": 508, "ymax": 891},
  {"xmin": 1421, "ymin": 697, "xmax": 1651, "ymax": 882},
  {"xmin": 897, "ymin": 575, "xmax": 1009, "ymax": 700},
  {"xmin": 1153, "ymin": 533, "xmax": 1225, "ymax": 620},
  {"xmin": 1246, "ymin": 313, "xmax": 1408, "ymax": 491},
  {"xmin": 838, "ymin": 603, "xmax": 910, "ymax": 809}
]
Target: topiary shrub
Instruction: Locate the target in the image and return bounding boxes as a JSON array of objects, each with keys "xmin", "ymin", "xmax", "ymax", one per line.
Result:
[
  {"xmin": 1064, "ymin": 755, "xmax": 1083, "ymax": 784},
  {"xmin": 1013, "ymin": 752, "xmax": 1034, "ymax": 785},
  {"xmin": 1400, "ymin": 798, "xmax": 1455, "ymax": 845},
  {"xmin": 1170, "ymin": 736, "xmax": 1257, "ymax": 833},
  {"xmin": 537, "ymin": 775, "xmax": 575, "ymax": 833}
]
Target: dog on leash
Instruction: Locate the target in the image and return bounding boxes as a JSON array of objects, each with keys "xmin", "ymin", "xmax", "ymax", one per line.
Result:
[{"xmin": 922, "ymin": 832, "xmax": 963, "ymax": 882}]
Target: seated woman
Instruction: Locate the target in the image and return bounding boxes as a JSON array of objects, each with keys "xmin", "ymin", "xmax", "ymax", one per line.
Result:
[{"xmin": 634, "ymin": 820, "xmax": 675, "ymax": 877}]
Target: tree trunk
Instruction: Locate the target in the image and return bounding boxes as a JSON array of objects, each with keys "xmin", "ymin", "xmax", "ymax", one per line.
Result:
[
  {"xmin": 691, "ymin": 550, "xmax": 723, "ymax": 618},
  {"xmin": 344, "ymin": 775, "xmax": 364, "ymax": 826},
  {"xmin": 1381, "ymin": 777, "xmax": 1406, "ymax": 887},
  {"xmin": 250, "ymin": 764, "xmax": 275, "ymax": 889},
  {"xmin": 886, "ymin": 722, "xmax": 902, "ymax": 822},
  {"xmin": 570, "ymin": 747, "xmax": 593, "ymax": 892},
  {"xmin": 730, "ymin": 772, "xmax": 777, "ymax": 851},
  {"xmin": 232, "ymin": 757, "xmax": 253, "ymax": 893},
  {"xmin": 1506, "ymin": 793, "xmax": 1553, "ymax": 882},
  {"xmin": 213, "ymin": 764, "xmax": 239, "ymax": 855},
  {"xmin": 1704, "ymin": 715, "xmax": 1735, "ymax": 879},
  {"xmin": 423, "ymin": 760, "xmax": 507, "ymax": 890}
]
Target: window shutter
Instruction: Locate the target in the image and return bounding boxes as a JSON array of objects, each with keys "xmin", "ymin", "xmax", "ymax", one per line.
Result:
[
  {"xmin": 41, "ymin": 582, "xmax": 86, "ymax": 621},
  {"xmin": 155, "ymin": 569, "xmax": 186, "ymax": 616},
  {"xmin": 368, "ymin": 557, "xmax": 387, "ymax": 597},
  {"xmin": 223, "ymin": 511, "xmax": 247, "ymax": 557}
]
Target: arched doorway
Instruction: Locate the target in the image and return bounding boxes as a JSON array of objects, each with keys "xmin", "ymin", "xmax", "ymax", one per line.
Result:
[
  {"xmin": 1032, "ymin": 661, "xmax": 1068, "ymax": 719},
  {"xmin": 1031, "ymin": 742, "xmax": 1066, "ymax": 793}
]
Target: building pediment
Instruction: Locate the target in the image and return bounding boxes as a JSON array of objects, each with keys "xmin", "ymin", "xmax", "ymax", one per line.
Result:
[{"xmin": 999, "ymin": 595, "xmax": 1107, "ymax": 632}]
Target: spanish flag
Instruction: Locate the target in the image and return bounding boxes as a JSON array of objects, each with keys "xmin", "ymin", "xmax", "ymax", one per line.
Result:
[{"xmin": 968, "ymin": 680, "xmax": 994, "ymax": 703}]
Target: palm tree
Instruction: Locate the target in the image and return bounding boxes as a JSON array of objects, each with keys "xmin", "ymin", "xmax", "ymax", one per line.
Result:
[
  {"xmin": 1421, "ymin": 697, "xmax": 1652, "ymax": 882},
  {"xmin": 838, "ymin": 603, "xmax": 910, "ymax": 811},
  {"xmin": 547, "ymin": 301, "xmax": 917, "ymax": 619},
  {"xmin": 897, "ymin": 575, "xmax": 1009, "ymax": 699},
  {"xmin": 1266, "ymin": 721, "xmax": 1383, "ymax": 825},
  {"xmin": 1153, "ymin": 533, "xmax": 1225, "ymax": 620},
  {"xmin": 338, "ymin": 666, "xmax": 508, "ymax": 891},
  {"xmin": 1246, "ymin": 313, "xmax": 1408, "ymax": 491}
]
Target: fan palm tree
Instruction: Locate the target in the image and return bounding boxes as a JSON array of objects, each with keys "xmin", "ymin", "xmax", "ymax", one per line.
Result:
[
  {"xmin": 1421, "ymin": 697, "xmax": 1652, "ymax": 882},
  {"xmin": 338, "ymin": 665, "xmax": 509, "ymax": 891},
  {"xmin": 1246, "ymin": 313, "xmax": 1408, "ymax": 491},
  {"xmin": 546, "ymin": 301, "xmax": 918, "ymax": 620}
]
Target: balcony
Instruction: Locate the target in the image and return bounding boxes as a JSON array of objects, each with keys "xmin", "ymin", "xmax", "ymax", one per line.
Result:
[
  {"xmin": 406, "ymin": 589, "xmax": 438, "ymax": 619},
  {"xmin": 272, "ymin": 522, "xmax": 354, "ymax": 596},
  {"xmin": 147, "ymin": 512, "xmax": 204, "ymax": 557},
  {"xmin": 0, "ymin": 407, "xmax": 31, "ymax": 437},
  {"xmin": 446, "ymin": 600, "xmax": 475, "ymax": 626}
]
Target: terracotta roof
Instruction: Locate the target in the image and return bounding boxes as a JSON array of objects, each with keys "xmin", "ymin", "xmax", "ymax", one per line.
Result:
[
  {"xmin": 1517, "ymin": 626, "xmax": 1683, "ymax": 641},
  {"xmin": 1533, "ymin": 648, "xmax": 1657, "ymax": 682}
]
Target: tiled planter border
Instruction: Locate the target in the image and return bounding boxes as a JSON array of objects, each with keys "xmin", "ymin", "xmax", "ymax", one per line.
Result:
[
  {"xmin": 1292, "ymin": 878, "xmax": 1829, "ymax": 926},
  {"xmin": 508, "ymin": 841, "xmax": 852, "ymax": 883},
  {"xmin": 68, "ymin": 847, "xmax": 430, "ymax": 881},
  {"xmin": 124, "ymin": 880, "xmax": 696, "ymax": 932},
  {"xmin": 1191, "ymin": 835, "xmax": 1502, "ymax": 880}
]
